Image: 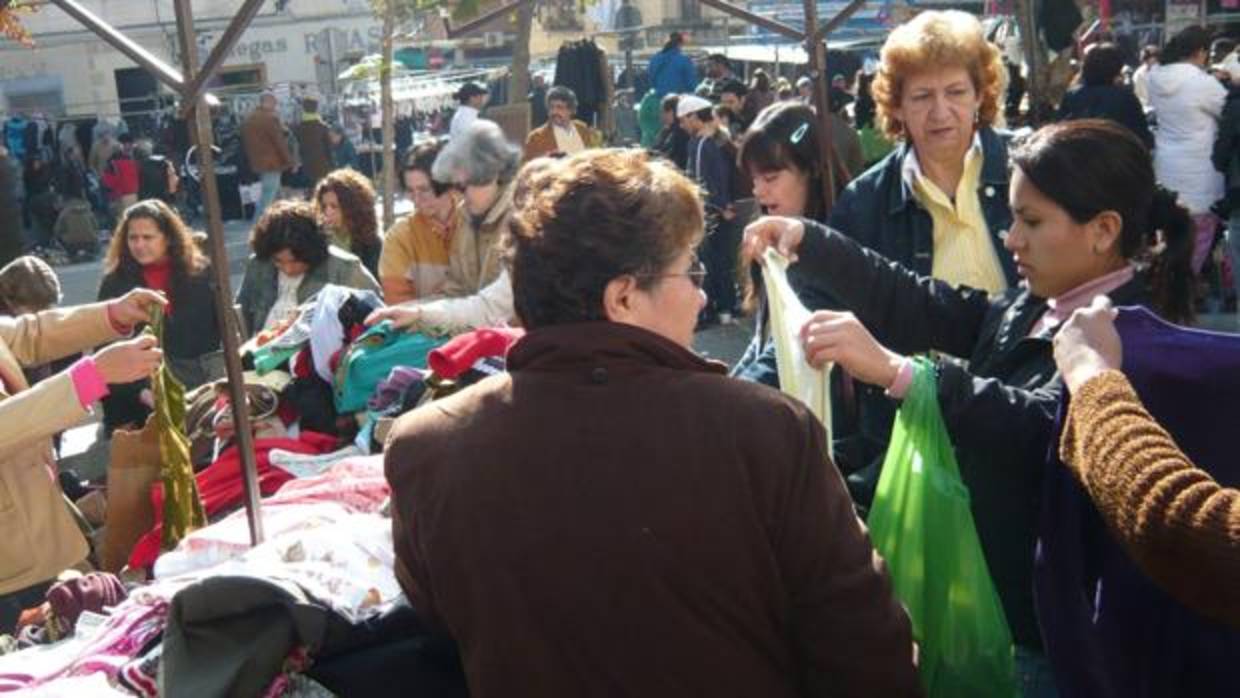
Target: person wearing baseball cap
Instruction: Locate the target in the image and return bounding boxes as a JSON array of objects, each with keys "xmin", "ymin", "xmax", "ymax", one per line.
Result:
[
  {"xmin": 450, "ymin": 82, "xmax": 489, "ymax": 140},
  {"xmin": 678, "ymin": 94, "xmax": 738, "ymax": 325}
]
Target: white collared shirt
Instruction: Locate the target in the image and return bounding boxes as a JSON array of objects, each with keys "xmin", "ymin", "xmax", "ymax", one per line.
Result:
[{"xmin": 552, "ymin": 123, "xmax": 586, "ymax": 154}]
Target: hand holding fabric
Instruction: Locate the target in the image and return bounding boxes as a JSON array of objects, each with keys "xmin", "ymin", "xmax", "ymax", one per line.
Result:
[
  {"xmin": 800, "ymin": 309, "xmax": 904, "ymax": 388},
  {"xmin": 95, "ymin": 335, "xmax": 163, "ymax": 384},
  {"xmin": 108, "ymin": 288, "xmax": 168, "ymax": 330},
  {"xmin": 743, "ymin": 216, "xmax": 805, "ymax": 263},
  {"xmin": 1054, "ymin": 295, "xmax": 1122, "ymax": 394},
  {"xmin": 365, "ymin": 304, "xmax": 423, "ymax": 330}
]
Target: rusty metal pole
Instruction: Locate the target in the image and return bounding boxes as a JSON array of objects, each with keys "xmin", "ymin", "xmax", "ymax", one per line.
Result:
[
  {"xmin": 802, "ymin": 0, "xmax": 836, "ymax": 212},
  {"xmin": 173, "ymin": 0, "xmax": 265, "ymax": 545}
]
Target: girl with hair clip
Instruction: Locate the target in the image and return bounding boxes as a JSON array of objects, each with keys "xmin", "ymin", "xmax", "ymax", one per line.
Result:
[{"xmin": 744, "ymin": 119, "xmax": 1196, "ymax": 695}]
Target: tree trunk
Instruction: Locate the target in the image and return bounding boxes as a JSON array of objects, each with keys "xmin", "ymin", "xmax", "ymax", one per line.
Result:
[
  {"xmin": 381, "ymin": 5, "xmax": 397, "ymax": 231},
  {"xmin": 510, "ymin": 0, "xmax": 535, "ymax": 133}
]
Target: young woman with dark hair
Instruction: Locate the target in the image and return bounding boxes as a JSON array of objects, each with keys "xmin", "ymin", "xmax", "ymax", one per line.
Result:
[
  {"xmin": 314, "ymin": 168, "xmax": 382, "ymax": 276},
  {"xmin": 235, "ymin": 200, "xmax": 379, "ymax": 338},
  {"xmin": 97, "ymin": 199, "xmax": 222, "ymax": 434},
  {"xmin": 745, "ymin": 119, "xmax": 1195, "ymax": 693}
]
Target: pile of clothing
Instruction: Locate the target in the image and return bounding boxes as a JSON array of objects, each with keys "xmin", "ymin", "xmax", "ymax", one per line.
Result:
[{"xmin": 0, "ymin": 457, "xmax": 467, "ymax": 697}]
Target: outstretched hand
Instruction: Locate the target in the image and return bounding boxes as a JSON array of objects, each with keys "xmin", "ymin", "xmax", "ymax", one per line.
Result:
[
  {"xmin": 1054, "ymin": 295, "xmax": 1122, "ymax": 393},
  {"xmin": 365, "ymin": 304, "xmax": 424, "ymax": 330},
  {"xmin": 742, "ymin": 216, "xmax": 806, "ymax": 264}
]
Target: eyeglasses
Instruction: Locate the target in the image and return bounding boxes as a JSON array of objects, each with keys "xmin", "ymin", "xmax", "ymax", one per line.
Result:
[{"xmin": 637, "ymin": 257, "xmax": 708, "ymax": 289}]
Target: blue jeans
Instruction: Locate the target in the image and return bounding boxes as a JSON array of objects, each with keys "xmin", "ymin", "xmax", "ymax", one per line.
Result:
[
  {"xmin": 255, "ymin": 170, "xmax": 282, "ymax": 221},
  {"xmin": 1015, "ymin": 645, "xmax": 1059, "ymax": 698}
]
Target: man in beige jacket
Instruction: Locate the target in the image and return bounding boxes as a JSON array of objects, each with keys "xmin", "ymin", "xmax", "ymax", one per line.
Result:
[{"xmin": 0, "ymin": 289, "xmax": 165, "ymax": 630}]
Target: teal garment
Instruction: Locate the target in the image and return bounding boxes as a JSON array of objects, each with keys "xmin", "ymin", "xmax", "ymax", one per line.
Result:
[
  {"xmin": 334, "ymin": 321, "xmax": 446, "ymax": 413},
  {"xmin": 638, "ymin": 89, "xmax": 662, "ymax": 149},
  {"xmin": 252, "ymin": 343, "xmax": 301, "ymax": 376}
]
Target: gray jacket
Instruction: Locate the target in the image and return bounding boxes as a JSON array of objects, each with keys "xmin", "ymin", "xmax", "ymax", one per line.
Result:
[{"xmin": 235, "ymin": 245, "xmax": 380, "ymax": 337}]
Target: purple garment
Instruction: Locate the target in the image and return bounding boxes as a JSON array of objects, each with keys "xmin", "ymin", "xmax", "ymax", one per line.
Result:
[{"xmin": 1036, "ymin": 306, "xmax": 1240, "ymax": 697}]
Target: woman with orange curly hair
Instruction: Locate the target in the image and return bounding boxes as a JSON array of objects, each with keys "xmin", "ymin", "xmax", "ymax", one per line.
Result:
[
  {"xmin": 830, "ymin": 10, "xmax": 1016, "ymax": 296},
  {"xmin": 314, "ymin": 168, "xmax": 381, "ymax": 276}
]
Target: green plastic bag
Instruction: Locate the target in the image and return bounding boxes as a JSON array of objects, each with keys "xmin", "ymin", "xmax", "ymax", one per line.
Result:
[{"xmin": 867, "ymin": 358, "xmax": 1018, "ymax": 698}]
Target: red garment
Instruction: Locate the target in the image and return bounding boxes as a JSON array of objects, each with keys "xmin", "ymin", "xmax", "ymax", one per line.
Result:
[
  {"xmin": 427, "ymin": 327, "xmax": 524, "ymax": 379},
  {"xmin": 128, "ymin": 431, "xmax": 338, "ymax": 569},
  {"xmin": 140, "ymin": 259, "xmax": 173, "ymax": 315},
  {"xmin": 101, "ymin": 155, "xmax": 139, "ymax": 200}
]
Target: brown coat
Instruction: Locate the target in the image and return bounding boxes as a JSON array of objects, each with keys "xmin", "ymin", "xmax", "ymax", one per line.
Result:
[
  {"xmin": 0, "ymin": 303, "xmax": 121, "ymax": 595},
  {"xmin": 241, "ymin": 108, "xmax": 292, "ymax": 173},
  {"xmin": 521, "ymin": 120, "xmax": 597, "ymax": 162},
  {"xmin": 294, "ymin": 116, "xmax": 334, "ymax": 184},
  {"xmin": 386, "ymin": 322, "xmax": 921, "ymax": 698},
  {"xmin": 1061, "ymin": 370, "xmax": 1240, "ymax": 627}
]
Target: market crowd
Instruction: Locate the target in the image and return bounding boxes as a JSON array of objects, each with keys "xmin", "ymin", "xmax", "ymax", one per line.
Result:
[{"xmin": 0, "ymin": 9, "xmax": 1238, "ymax": 698}]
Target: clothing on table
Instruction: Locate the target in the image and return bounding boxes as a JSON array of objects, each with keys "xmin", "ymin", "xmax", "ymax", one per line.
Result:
[
  {"xmin": 307, "ymin": 284, "xmax": 384, "ymax": 384},
  {"xmin": 334, "ymin": 322, "xmax": 446, "ymax": 413},
  {"xmin": 127, "ymin": 431, "xmax": 339, "ymax": 570},
  {"xmin": 1038, "ymin": 307, "xmax": 1240, "ymax": 697},
  {"xmin": 426, "ymin": 327, "xmax": 523, "ymax": 379}
]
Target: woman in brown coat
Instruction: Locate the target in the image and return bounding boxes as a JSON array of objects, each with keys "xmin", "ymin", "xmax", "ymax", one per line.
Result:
[{"xmin": 385, "ymin": 149, "xmax": 920, "ymax": 698}]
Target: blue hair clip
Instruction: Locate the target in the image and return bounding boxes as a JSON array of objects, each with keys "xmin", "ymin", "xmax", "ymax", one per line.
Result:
[{"xmin": 790, "ymin": 123, "xmax": 809, "ymax": 144}]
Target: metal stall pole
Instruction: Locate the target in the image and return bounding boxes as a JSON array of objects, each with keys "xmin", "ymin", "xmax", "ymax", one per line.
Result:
[{"xmin": 173, "ymin": 0, "xmax": 266, "ymax": 545}]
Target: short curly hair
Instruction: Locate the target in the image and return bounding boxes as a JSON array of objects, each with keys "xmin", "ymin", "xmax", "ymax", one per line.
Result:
[
  {"xmin": 504, "ymin": 149, "xmax": 704, "ymax": 329},
  {"xmin": 872, "ymin": 10, "xmax": 1004, "ymax": 141},
  {"xmin": 250, "ymin": 200, "xmax": 329, "ymax": 267},
  {"xmin": 314, "ymin": 168, "xmax": 379, "ymax": 250}
]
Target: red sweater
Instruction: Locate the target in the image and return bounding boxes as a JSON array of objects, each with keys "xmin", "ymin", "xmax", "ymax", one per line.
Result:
[{"xmin": 141, "ymin": 259, "xmax": 172, "ymax": 315}]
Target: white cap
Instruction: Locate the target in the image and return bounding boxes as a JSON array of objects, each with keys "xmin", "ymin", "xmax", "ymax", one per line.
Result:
[{"xmin": 676, "ymin": 94, "xmax": 713, "ymax": 118}]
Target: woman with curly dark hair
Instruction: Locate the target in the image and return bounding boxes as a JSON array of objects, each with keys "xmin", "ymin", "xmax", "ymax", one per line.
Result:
[
  {"xmin": 314, "ymin": 168, "xmax": 381, "ymax": 276},
  {"xmin": 97, "ymin": 199, "xmax": 223, "ymax": 434},
  {"xmin": 236, "ymin": 199, "xmax": 379, "ymax": 337}
]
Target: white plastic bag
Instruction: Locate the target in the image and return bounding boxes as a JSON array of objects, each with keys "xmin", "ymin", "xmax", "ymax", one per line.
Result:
[{"xmin": 761, "ymin": 248, "xmax": 833, "ymax": 457}]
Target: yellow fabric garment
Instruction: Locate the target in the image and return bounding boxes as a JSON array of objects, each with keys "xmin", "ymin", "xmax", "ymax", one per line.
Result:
[
  {"xmin": 762, "ymin": 248, "xmax": 833, "ymax": 458},
  {"xmin": 378, "ymin": 203, "xmax": 462, "ymax": 302},
  {"xmin": 911, "ymin": 147, "xmax": 1008, "ymax": 295}
]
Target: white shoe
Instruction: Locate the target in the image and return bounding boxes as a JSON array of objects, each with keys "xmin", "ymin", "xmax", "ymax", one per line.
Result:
[{"xmin": 718, "ymin": 312, "xmax": 734, "ymax": 325}]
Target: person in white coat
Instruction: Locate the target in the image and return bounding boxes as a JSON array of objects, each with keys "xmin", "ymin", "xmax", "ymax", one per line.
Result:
[{"xmin": 1147, "ymin": 25, "xmax": 1228, "ymax": 275}]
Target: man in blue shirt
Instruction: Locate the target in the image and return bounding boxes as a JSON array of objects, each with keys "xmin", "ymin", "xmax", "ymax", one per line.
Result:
[{"xmin": 648, "ymin": 32, "xmax": 697, "ymax": 97}]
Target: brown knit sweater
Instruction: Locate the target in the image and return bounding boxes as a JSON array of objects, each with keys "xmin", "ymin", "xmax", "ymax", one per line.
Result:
[{"xmin": 1060, "ymin": 370, "xmax": 1240, "ymax": 628}]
